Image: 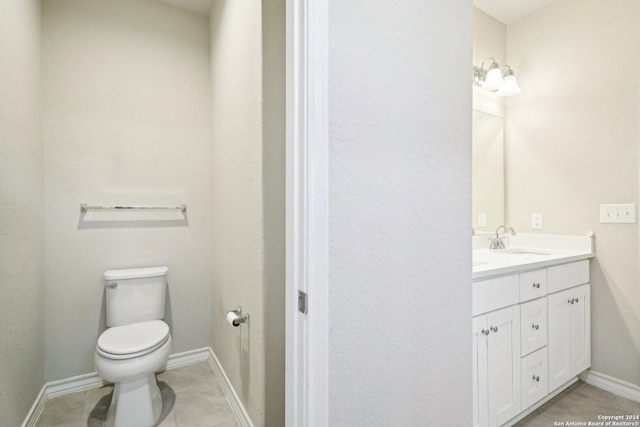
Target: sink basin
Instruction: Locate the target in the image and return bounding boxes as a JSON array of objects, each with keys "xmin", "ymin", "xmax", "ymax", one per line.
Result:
[
  {"xmin": 497, "ymin": 248, "xmax": 551, "ymax": 256},
  {"xmin": 473, "ymin": 261, "xmax": 490, "ymax": 266}
]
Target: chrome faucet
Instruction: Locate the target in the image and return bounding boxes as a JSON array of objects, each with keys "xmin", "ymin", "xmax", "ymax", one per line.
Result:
[{"xmin": 489, "ymin": 225, "xmax": 516, "ymax": 250}]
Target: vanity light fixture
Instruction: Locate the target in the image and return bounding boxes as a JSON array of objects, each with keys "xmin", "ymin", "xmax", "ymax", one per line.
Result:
[{"xmin": 472, "ymin": 58, "xmax": 521, "ymax": 97}]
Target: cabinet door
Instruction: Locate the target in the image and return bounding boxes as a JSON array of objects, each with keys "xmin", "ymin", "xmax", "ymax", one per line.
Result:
[
  {"xmin": 487, "ymin": 305, "xmax": 521, "ymax": 427},
  {"xmin": 520, "ymin": 298, "xmax": 547, "ymax": 356},
  {"xmin": 570, "ymin": 284, "xmax": 591, "ymax": 375},
  {"xmin": 548, "ymin": 288, "xmax": 572, "ymax": 392},
  {"xmin": 473, "ymin": 315, "xmax": 489, "ymax": 427},
  {"xmin": 521, "ymin": 347, "xmax": 548, "ymax": 409}
]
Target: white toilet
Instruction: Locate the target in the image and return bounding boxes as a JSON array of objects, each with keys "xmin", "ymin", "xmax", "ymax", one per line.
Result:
[{"xmin": 94, "ymin": 266, "xmax": 172, "ymax": 427}]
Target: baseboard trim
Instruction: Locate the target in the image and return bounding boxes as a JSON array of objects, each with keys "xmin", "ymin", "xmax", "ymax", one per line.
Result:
[
  {"xmin": 21, "ymin": 384, "xmax": 47, "ymax": 427},
  {"xmin": 21, "ymin": 347, "xmax": 253, "ymax": 427},
  {"xmin": 206, "ymin": 347, "xmax": 255, "ymax": 427},
  {"xmin": 165, "ymin": 347, "xmax": 211, "ymax": 370},
  {"xmin": 47, "ymin": 371, "xmax": 106, "ymax": 399},
  {"xmin": 580, "ymin": 370, "xmax": 640, "ymax": 403}
]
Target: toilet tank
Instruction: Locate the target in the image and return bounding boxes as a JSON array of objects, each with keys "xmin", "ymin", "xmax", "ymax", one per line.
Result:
[{"xmin": 104, "ymin": 266, "xmax": 168, "ymax": 327}]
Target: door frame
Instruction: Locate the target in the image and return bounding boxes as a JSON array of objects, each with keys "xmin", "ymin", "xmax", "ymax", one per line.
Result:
[{"xmin": 285, "ymin": 0, "xmax": 329, "ymax": 425}]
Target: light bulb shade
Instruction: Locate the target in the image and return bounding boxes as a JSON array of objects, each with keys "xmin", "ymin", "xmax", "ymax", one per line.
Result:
[
  {"xmin": 496, "ymin": 75, "xmax": 521, "ymax": 97},
  {"xmin": 483, "ymin": 68, "xmax": 503, "ymax": 91}
]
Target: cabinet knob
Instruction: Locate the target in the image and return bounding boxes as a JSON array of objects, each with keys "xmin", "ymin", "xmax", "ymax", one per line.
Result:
[
  {"xmin": 568, "ymin": 298, "xmax": 575, "ymax": 304},
  {"xmin": 533, "ymin": 375, "xmax": 540, "ymax": 382},
  {"xmin": 533, "ymin": 282, "xmax": 540, "ymax": 289},
  {"xmin": 532, "ymin": 324, "xmax": 539, "ymax": 330},
  {"xmin": 575, "ymin": 297, "xmax": 579, "ymax": 303},
  {"xmin": 490, "ymin": 326, "xmax": 498, "ymax": 333},
  {"xmin": 481, "ymin": 329, "xmax": 490, "ymax": 335}
]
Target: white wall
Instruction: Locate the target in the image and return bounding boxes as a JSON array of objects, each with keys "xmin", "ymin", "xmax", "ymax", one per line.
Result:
[
  {"xmin": 506, "ymin": 0, "xmax": 640, "ymax": 386},
  {"xmin": 327, "ymin": 0, "xmax": 473, "ymax": 424},
  {"xmin": 0, "ymin": 0, "xmax": 45, "ymax": 424},
  {"xmin": 42, "ymin": 0, "xmax": 213, "ymax": 381},
  {"xmin": 209, "ymin": 1, "xmax": 286, "ymax": 425},
  {"xmin": 261, "ymin": 0, "xmax": 286, "ymax": 425}
]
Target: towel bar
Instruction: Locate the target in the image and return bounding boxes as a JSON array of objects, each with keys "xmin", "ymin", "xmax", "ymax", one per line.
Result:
[{"xmin": 80, "ymin": 204, "xmax": 187, "ymax": 213}]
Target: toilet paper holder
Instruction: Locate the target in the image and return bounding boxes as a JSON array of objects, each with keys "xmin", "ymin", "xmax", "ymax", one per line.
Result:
[{"xmin": 227, "ymin": 306, "xmax": 250, "ymax": 327}]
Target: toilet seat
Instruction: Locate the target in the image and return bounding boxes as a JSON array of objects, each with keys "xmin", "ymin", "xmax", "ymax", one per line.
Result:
[{"xmin": 97, "ymin": 320, "xmax": 170, "ymax": 360}]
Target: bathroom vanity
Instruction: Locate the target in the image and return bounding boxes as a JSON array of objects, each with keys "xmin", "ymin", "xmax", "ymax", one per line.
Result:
[{"xmin": 472, "ymin": 234, "xmax": 594, "ymax": 427}]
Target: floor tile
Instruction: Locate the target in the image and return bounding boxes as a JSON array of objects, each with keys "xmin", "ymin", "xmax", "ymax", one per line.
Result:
[
  {"xmin": 515, "ymin": 412, "xmax": 558, "ymax": 427},
  {"xmin": 158, "ymin": 362, "xmax": 225, "ymax": 396},
  {"xmin": 537, "ymin": 391, "xmax": 616, "ymax": 421},
  {"xmin": 172, "ymin": 389, "xmax": 239, "ymax": 427},
  {"xmin": 573, "ymin": 382, "xmax": 640, "ymax": 415},
  {"xmin": 515, "ymin": 381, "xmax": 640, "ymax": 426},
  {"xmin": 35, "ymin": 391, "xmax": 87, "ymax": 427},
  {"xmin": 35, "ymin": 362, "xmax": 240, "ymax": 427},
  {"xmin": 83, "ymin": 385, "xmax": 113, "ymax": 426}
]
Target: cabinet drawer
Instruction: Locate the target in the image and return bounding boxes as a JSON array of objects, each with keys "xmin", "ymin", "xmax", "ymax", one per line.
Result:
[
  {"xmin": 547, "ymin": 260, "xmax": 589, "ymax": 293},
  {"xmin": 473, "ymin": 275, "xmax": 519, "ymax": 316},
  {"xmin": 521, "ymin": 347, "xmax": 548, "ymax": 409},
  {"xmin": 520, "ymin": 298, "xmax": 547, "ymax": 356},
  {"xmin": 519, "ymin": 269, "xmax": 547, "ymax": 302}
]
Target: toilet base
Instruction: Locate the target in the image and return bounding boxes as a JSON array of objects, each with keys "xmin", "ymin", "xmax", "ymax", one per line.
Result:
[{"xmin": 107, "ymin": 374, "xmax": 162, "ymax": 427}]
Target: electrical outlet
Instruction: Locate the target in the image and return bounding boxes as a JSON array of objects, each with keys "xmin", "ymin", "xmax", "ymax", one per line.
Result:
[
  {"xmin": 477, "ymin": 213, "xmax": 487, "ymax": 228},
  {"xmin": 600, "ymin": 204, "xmax": 636, "ymax": 223},
  {"xmin": 531, "ymin": 213, "xmax": 543, "ymax": 229}
]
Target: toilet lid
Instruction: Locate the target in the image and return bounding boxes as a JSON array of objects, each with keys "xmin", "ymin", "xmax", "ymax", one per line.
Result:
[{"xmin": 97, "ymin": 320, "xmax": 170, "ymax": 358}]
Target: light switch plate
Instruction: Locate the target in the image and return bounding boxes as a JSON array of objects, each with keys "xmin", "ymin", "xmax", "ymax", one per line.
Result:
[{"xmin": 600, "ymin": 204, "xmax": 636, "ymax": 223}]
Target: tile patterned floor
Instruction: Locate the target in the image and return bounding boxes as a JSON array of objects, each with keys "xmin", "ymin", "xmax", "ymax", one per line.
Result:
[
  {"xmin": 35, "ymin": 362, "xmax": 240, "ymax": 427},
  {"xmin": 515, "ymin": 381, "xmax": 640, "ymax": 426},
  {"xmin": 34, "ymin": 367, "xmax": 640, "ymax": 427}
]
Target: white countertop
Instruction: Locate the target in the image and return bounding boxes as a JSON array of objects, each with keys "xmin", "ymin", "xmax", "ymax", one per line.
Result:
[
  {"xmin": 472, "ymin": 233, "xmax": 595, "ymax": 280},
  {"xmin": 473, "ymin": 248, "xmax": 593, "ymax": 280}
]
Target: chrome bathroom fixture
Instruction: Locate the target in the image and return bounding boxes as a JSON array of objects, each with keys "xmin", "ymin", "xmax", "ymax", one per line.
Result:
[
  {"xmin": 227, "ymin": 306, "xmax": 250, "ymax": 326},
  {"xmin": 472, "ymin": 58, "xmax": 521, "ymax": 97},
  {"xmin": 489, "ymin": 224, "xmax": 517, "ymax": 250},
  {"xmin": 80, "ymin": 203, "xmax": 187, "ymax": 213}
]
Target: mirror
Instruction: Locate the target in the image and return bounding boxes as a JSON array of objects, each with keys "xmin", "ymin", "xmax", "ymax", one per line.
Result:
[{"xmin": 472, "ymin": 109, "xmax": 504, "ymax": 233}]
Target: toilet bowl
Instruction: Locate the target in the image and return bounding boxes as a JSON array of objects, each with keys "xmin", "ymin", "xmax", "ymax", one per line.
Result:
[
  {"xmin": 94, "ymin": 266, "xmax": 171, "ymax": 427},
  {"xmin": 95, "ymin": 320, "xmax": 172, "ymax": 427}
]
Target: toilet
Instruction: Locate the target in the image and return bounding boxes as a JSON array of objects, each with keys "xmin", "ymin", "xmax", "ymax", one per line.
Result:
[{"xmin": 94, "ymin": 266, "xmax": 172, "ymax": 427}]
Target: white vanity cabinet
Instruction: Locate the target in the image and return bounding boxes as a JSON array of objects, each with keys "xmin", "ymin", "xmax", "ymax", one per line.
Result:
[
  {"xmin": 519, "ymin": 269, "xmax": 547, "ymax": 302},
  {"xmin": 473, "ymin": 257, "xmax": 591, "ymax": 427},
  {"xmin": 547, "ymin": 283, "xmax": 591, "ymax": 392},
  {"xmin": 473, "ymin": 274, "xmax": 521, "ymax": 427},
  {"xmin": 547, "ymin": 260, "xmax": 590, "ymax": 393},
  {"xmin": 521, "ymin": 347, "xmax": 548, "ymax": 408},
  {"xmin": 473, "ymin": 305, "xmax": 521, "ymax": 427},
  {"xmin": 520, "ymin": 298, "xmax": 547, "ymax": 356}
]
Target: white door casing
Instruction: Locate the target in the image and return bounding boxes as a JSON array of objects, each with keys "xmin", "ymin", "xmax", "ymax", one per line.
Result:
[{"xmin": 285, "ymin": 0, "xmax": 329, "ymax": 425}]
